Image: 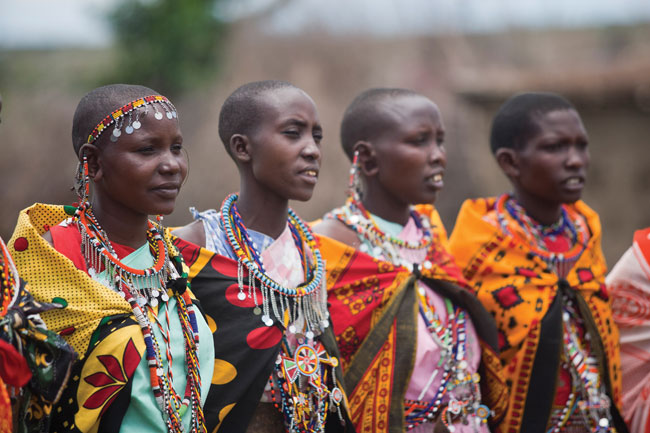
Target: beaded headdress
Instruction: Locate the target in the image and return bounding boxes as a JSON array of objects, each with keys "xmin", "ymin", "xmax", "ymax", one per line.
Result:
[
  {"xmin": 86, "ymin": 95, "xmax": 177, "ymax": 145},
  {"xmin": 75, "ymin": 95, "xmax": 178, "ymax": 203}
]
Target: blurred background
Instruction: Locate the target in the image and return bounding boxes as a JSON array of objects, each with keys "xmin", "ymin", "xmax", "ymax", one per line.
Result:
[{"xmin": 1, "ymin": 0, "xmax": 649, "ymax": 264}]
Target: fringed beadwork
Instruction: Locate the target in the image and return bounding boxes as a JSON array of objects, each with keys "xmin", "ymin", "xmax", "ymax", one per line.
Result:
[
  {"xmin": 325, "ymin": 197, "xmax": 435, "ymax": 268},
  {"xmin": 86, "ymin": 95, "xmax": 177, "ymax": 145},
  {"xmin": 219, "ymin": 193, "xmax": 329, "ymax": 333}
]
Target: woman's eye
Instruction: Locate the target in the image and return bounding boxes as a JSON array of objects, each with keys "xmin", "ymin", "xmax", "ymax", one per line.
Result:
[
  {"xmin": 137, "ymin": 146, "xmax": 155, "ymax": 154},
  {"xmin": 283, "ymin": 130, "xmax": 300, "ymax": 137},
  {"xmin": 409, "ymin": 134, "xmax": 429, "ymax": 145}
]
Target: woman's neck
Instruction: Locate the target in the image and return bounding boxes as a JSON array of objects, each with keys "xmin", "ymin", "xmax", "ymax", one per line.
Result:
[
  {"xmin": 235, "ymin": 187, "xmax": 289, "ymax": 240},
  {"xmin": 90, "ymin": 199, "xmax": 150, "ymax": 249},
  {"xmin": 511, "ymin": 191, "xmax": 562, "ymax": 226},
  {"xmin": 360, "ymin": 186, "xmax": 411, "ymax": 227}
]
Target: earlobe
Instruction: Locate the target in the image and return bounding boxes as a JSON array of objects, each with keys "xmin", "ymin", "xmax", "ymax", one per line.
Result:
[
  {"xmin": 353, "ymin": 141, "xmax": 378, "ymax": 177},
  {"xmin": 495, "ymin": 148, "xmax": 519, "ymax": 178},
  {"xmin": 230, "ymin": 135, "xmax": 251, "ymax": 164}
]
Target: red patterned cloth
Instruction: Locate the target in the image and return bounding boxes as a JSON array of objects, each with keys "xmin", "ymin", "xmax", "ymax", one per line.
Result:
[{"xmin": 318, "ymin": 205, "xmax": 506, "ymax": 433}]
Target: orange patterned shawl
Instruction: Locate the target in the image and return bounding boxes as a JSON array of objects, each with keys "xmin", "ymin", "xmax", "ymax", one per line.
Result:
[
  {"xmin": 317, "ymin": 204, "xmax": 506, "ymax": 433},
  {"xmin": 449, "ymin": 198, "xmax": 624, "ymax": 433}
]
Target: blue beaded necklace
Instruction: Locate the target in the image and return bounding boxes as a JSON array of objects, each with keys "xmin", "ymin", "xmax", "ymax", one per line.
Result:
[{"xmin": 219, "ymin": 193, "xmax": 329, "ymax": 332}]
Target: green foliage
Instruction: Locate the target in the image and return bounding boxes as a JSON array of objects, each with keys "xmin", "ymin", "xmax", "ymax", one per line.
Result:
[{"xmin": 108, "ymin": 0, "xmax": 226, "ymax": 96}]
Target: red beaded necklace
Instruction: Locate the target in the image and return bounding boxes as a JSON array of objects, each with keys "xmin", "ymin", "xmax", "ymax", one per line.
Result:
[{"xmin": 495, "ymin": 194, "xmax": 589, "ymax": 275}]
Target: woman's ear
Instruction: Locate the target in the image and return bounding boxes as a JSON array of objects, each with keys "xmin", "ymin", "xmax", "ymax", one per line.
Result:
[
  {"xmin": 353, "ymin": 141, "xmax": 378, "ymax": 177},
  {"xmin": 230, "ymin": 134, "xmax": 251, "ymax": 164},
  {"xmin": 495, "ymin": 148, "xmax": 519, "ymax": 179},
  {"xmin": 78, "ymin": 143, "xmax": 102, "ymax": 181}
]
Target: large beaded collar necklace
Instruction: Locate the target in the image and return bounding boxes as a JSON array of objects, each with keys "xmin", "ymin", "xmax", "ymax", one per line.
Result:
[
  {"xmin": 326, "ymin": 197, "xmax": 438, "ymax": 271},
  {"xmin": 220, "ymin": 193, "xmax": 329, "ymax": 334},
  {"xmin": 495, "ymin": 194, "xmax": 589, "ymax": 277}
]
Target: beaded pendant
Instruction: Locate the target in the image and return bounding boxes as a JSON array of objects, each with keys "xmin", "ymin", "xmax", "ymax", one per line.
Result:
[{"xmin": 272, "ymin": 337, "xmax": 345, "ymax": 432}]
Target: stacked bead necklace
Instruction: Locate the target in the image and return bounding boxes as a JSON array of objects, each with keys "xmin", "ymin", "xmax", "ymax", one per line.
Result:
[
  {"xmin": 220, "ymin": 193, "xmax": 329, "ymax": 333},
  {"xmin": 74, "ymin": 202, "xmax": 204, "ymax": 433},
  {"xmin": 326, "ymin": 198, "xmax": 488, "ymax": 430},
  {"xmin": 325, "ymin": 197, "xmax": 437, "ymax": 271},
  {"xmin": 495, "ymin": 194, "xmax": 589, "ymax": 278}
]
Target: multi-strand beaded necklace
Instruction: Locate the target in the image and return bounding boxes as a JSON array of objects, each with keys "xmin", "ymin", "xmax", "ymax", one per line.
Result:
[
  {"xmin": 220, "ymin": 194, "xmax": 343, "ymax": 430},
  {"xmin": 0, "ymin": 239, "xmax": 19, "ymax": 316},
  {"xmin": 326, "ymin": 198, "xmax": 489, "ymax": 430},
  {"xmin": 220, "ymin": 193, "xmax": 329, "ymax": 333},
  {"xmin": 325, "ymin": 197, "xmax": 437, "ymax": 271},
  {"xmin": 74, "ymin": 202, "xmax": 204, "ymax": 432},
  {"xmin": 495, "ymin": 194, "xmax": 589, "ymax": 278}
]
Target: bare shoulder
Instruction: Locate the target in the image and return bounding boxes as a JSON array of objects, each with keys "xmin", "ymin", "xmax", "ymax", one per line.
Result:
[
  {"xmin": 171, "ymin": 220, "xmax": 206, "ymax": 248},
  {"xmin": 312, "ymin": 218, "xmax": 360, "ymax": 249}
]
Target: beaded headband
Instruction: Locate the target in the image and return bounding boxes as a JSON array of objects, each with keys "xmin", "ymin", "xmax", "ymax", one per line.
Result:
[{"xmin": 86, "ymin": 95, "xmax": 177, "ymax": 145}]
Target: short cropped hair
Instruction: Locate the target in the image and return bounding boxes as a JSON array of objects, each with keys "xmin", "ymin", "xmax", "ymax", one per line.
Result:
[
  {"xmin": 72, "ymin": 84, "xmax": 161, "ymax": 156},
  {"xmin": 490, "ymin": 92, "xmax": 575, "ymax": 154},
  {"xmin": 218, "ymin": 80, "xmax": 297, "ymax": 157},
  {"xmin": 340, "ymin": 88, "xmax": 420, "ymax": 160}
]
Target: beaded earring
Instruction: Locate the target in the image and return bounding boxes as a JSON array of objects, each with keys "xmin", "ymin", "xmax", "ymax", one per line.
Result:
[
  {"xmin": 75, "ymin": 152, "xmax": 91, "ymax": 205},
  {"xmin": 348, "ymin": 150, "xmax": 362, "ymax": 201}
]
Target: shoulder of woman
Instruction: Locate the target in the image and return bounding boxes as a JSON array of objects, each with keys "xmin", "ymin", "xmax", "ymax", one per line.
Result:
[
  {"xmin": 171, "ymin": 220, "xmax": 206, "ymax": 248},
  {"xmin": 312, "ymin": 218, "xmax": 359, "ymax": 249}
]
